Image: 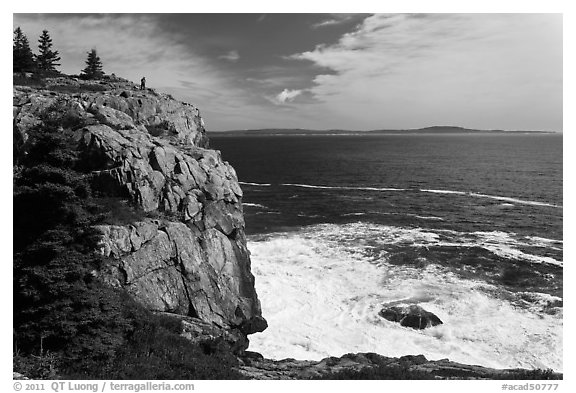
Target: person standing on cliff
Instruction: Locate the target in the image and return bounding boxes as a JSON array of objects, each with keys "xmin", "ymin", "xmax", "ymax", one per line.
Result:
[{"xmin": 140, "ymin": 77, "xmax": 146, "ymax": 90}]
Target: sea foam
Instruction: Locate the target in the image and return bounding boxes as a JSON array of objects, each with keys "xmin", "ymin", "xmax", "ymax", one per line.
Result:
[
  {"xmin": 239, "ymin": 181, "xmax": 272, "ymax": 187},
  {"xmin": 243, "ymin": 202, "xmax": 268, "ymax": 209},
  {"xmin": 282, "ymin": 183, "xmax": 406, "ymax": 192},
  {"xmin": 276, "ymin": 183, "xmax": 561, "ymax": 209},
  {"xmin": 247, "ymin": 223, "xmax": 563, "ymax": 371}
]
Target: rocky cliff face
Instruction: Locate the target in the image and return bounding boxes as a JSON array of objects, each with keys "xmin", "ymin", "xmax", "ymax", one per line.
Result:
[
  {"xmin": 13, "ymin": 76, "xmax": 266, "ymax": 350},
  {"xmin": 14, "ymin": 76, "xmax": 560, "ymax": 379}
]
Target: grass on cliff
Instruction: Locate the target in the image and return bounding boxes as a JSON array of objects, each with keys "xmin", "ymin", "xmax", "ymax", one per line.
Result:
[
  {"xmin": 14, "ymin": 73, "xmax": 111, "ymax": 93},
  {"xmin": 13, "ymin": 116, "xmax": 243, "ymax": 379}
]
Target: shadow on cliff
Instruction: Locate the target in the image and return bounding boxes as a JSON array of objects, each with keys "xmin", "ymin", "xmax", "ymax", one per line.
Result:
[{"xmin": 13, "ymin": 73, "xmax": 255, "ymax": 379}]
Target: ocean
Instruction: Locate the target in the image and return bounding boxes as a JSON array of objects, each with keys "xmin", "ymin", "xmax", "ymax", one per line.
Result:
[{"xmin": 210, "ymin": 133, "xmax": 563, "ymax": 371}]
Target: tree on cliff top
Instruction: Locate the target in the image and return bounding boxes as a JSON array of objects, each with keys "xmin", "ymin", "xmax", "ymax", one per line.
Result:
[
  {"xmin": 13, "ymin": 27, "xmax": 36, "ymax": 73},
  {"xmin": 81, "ymin": 49, "xmax": 104, "ymax": 79},
  {"xmin": 36, "ymin": 30, "xmax": 61, "ymax": 74}
]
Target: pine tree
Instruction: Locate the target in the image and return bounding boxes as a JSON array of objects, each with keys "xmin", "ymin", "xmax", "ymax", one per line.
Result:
[
  {"xmin": 81, "ymin": 49, "xmax": 104, "ymax": 79},
  {"xmin": 36, "ymin": 30, "xmax": 61, "ymax": 73},
  {"xmin": 13, "ymin": 27, "xmax": 36, "ymax": 73}
]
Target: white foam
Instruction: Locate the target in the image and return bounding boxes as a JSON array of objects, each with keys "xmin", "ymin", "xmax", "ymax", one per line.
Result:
[
  {"xmin": 467, "ymin": 231, "xmax": 563, "ymax": 266},
  {"xmin": 516, "ymin": 292, "xmax": 563, "ymax": 313},
  {"xmin": 269, "ymin": 182, "xmax": 561, "ymax": 209},
  {"xmin": 248, "ymin": 225, "xmax": 563, "ymax": 371},
  {"xmin": 282, "ymin": 183, "xmax": 406, "ymax": 192},
  {"xmin": 421, "ymin": 189, "xmax": 468, "ymax": 195},
  {"xmin": 239, "ymin": 181, "xmax": 272, "ymax": 187},
  {"xmin": 469, "ymin": 193, "xmax": 561, "ymax": 208},
  {"xmin": 525, "ymin": 236, "xmax": 563, "ymax": 251},
  {"xmin": 319, "ymin": 222, "xmax": 562, "ymax": 267},
  {"xmin": 422, "ymin": 189, "xmax": 561, "ymax": 208},
  {"xmin": 409, "ymin": 214, "xmax": 445, "ymax": 221},
  {"xmin": 243, "ymin": 202, "xmax": 268, "ymax": 209}
]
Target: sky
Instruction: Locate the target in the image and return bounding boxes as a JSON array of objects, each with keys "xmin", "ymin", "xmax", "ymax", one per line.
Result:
[{"xmin": 12, "ymin": 13, "xmax": 562, "ymax": 131}]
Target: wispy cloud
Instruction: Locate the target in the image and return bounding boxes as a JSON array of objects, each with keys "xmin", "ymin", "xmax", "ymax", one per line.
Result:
[
  {"xmin": 12, "ymin": 14, "xmax": 273, "ymax": 129},
  {"xmin": 269, "ymin": 88, "xmax": 303, "ymax": 105},
  {"xmin": 13, "ymin": 14, "xmax": 216, "ymax": 89},
  {"xmin": 312, "ymin": 14, "xmax": 359, "ymax": 29},
  {"xmin": 13, "ymin": 13, "xmax": 562, "ymax": 131},
  {"xmin": 219, "ymin": 50, "xmax": 240, "ymax": 62},
  {"xmin": 313, "ymin": 19, "xmax": 343, "ymax": 28},
  {"xmin": 292, "ymin": 13, "xmax": 562, "ymax": 130}
]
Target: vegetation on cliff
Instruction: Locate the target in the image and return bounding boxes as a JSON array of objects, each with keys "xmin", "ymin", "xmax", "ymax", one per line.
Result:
[
  {"xmin": 13, "ymin": 72, "xmax": 560, "ymax": 381},
  {"xmin": 81, "ymin": 49, "xmax": 104, "ymax": 80},
  {"xmin": 13, "ymin": 76, "xmax": 244, "ymax": 379}
]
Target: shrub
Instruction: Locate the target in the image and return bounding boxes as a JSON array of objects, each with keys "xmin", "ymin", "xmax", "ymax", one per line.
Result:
[
  {"xmin": 14, "ymin": 114, "xmax": 245, "ymax": 380},
  {"xmin": 13, "ymin": 74, "xmax": 46, "ymax": 88},
  {"xmin": 13, "ymin": 351, "xmax": 59, "ymax": 380},
  {"xmin": 505, "ymin": 368, "xmax": 561, "ymax": 380},
  {"xmin": 314, "ymin": 364, "xmax": 430, "ymax": 380},
  {"xmin": 39, "ymin": 98, "xmax": 87, "ymax": 131}
]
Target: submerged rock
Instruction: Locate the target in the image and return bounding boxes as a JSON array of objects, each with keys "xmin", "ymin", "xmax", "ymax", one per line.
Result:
[{"xmin": 379, "ymin": 304, "xmax": 443, "ymax": 329}]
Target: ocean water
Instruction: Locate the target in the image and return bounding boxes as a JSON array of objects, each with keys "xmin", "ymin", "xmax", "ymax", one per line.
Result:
[{"xmin": 210, "ymin": 133, "xmax": 563, "ymax": 371}]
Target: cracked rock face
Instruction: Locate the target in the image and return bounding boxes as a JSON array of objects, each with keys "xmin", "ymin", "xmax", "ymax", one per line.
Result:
[
  {"xmin": 13, "ymin": 76, "xmax": 267, "ymax": 344},
  {"xmin": 95, "ymin": 220, "xmax": 265, "ymax": 334}
]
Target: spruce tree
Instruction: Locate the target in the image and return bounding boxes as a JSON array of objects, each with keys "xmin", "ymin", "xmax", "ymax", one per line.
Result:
[
  {"xmin": 81, "ymin": 49, "xmax": 104, "ymax": 79},
  {"xmin": 13, "ymin": 27, "xmax": 36, "ymax": 73},
  {"xmin": 36, "ymin": 30, "xmax": 61, "ymax": 73}
]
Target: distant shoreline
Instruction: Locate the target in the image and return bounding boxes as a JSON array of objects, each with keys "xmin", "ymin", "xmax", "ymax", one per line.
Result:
[{"xmin": 209, "ymin": 126, "xmax": 559, "ymax": 137}]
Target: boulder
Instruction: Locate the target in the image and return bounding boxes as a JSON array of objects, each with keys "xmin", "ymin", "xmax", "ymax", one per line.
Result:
[
  {"xmin": 379, "ymin": 304, "xmax": 442, "ymax": 329},
  {"xmin": 179, "ymin": 315, "xmax": 249, "ymax": 354},
  {"xmin": 89, "ymin": 104, "xmax": 135, "ymax": 129}
]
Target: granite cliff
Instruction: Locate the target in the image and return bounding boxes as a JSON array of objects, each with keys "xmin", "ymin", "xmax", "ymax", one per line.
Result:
[
  {"xmin": 14, "ymin": 75, "xmax": 266, "ymax": 353},
  {"xmin": 13, "ymin": 75, "xmax": 561, "ymax": 380}
]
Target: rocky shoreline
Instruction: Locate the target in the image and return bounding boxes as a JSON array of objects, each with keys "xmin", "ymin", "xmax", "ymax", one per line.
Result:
[
  {"xmin": 13, "ymin": 75, "xmax": 561, "ymax": 380},
  {"xmin": 237, "ymin": 352, "xmax": 561, "ymax": 380}
]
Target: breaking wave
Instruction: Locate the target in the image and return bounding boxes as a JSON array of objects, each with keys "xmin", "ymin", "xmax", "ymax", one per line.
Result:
[
  {"xmin": 247, "ymin": 223, "xmax": 563, "ymax": 371},
  {"xmin": 239, "ymin": 181, "xmax": 272, "ymax": 187},
  {"xmin": 243, "ymin": 202, "xmax": 268, "ymax": 209},
  {"xmin": 282, "ymin": 183, "xmax": 406, "ymax": 192},
  {"xmin": 277, "ymin": 183, "xmax": 561, "ymax": 208}
]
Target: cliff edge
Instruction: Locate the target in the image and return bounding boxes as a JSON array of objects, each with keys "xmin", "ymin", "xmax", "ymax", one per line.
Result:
[
  {"xmin": 14, "ymin": 75, "xmax": 267, "ymax": 353},
  {"xmin": 13, "ymin": 75, "xmax": 561, "ymax": 380}
]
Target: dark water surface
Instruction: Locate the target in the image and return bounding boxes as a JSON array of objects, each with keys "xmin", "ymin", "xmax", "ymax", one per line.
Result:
[
  {"xmin": 211, "ymin": 133, "xmax": 562, "ymax": 239},
  {"xmin": 210, "ymin": 133, "xmax": 563, "ymax": 369}
]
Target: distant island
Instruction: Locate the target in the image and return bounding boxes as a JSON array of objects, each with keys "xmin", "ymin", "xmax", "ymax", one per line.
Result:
[{"xmin": 210, "ymin": 126, "xmax": 557, "ymax": 136}]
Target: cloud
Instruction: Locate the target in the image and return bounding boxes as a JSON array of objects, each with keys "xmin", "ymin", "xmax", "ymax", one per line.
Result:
[
  {"xmin": 12, "ymin": 13, "xmax": 561, "ymax": 131},
  {"xmin": 13, "ymin": 14, "xmax": 215, "ymax": 88},
  {"xmin": 313, "ymin": 19, "xmax": 342, "ymax": 28},
  {"xmin": 312, "ymin": 14, "xmax": 358, "ymax": 29},
  {"xmin": 290, "ymin": 14, "xmax": 562, "ymax": 131},
  {"xmin": 219, "ymin": 50, "xmax": 240, "ymax": 62},
  {"xmin": 270, "ymin": 88, "xmax": 303, "ymax": 105},
  {"xmin": 12, "ymin": 14, "xmax": 271, "ymax": 130}
]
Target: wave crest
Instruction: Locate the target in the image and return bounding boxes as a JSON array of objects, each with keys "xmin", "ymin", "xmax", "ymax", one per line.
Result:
[{"xmin": 247, "ymin": 223, "xmax": 562, "ymax": 371}]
